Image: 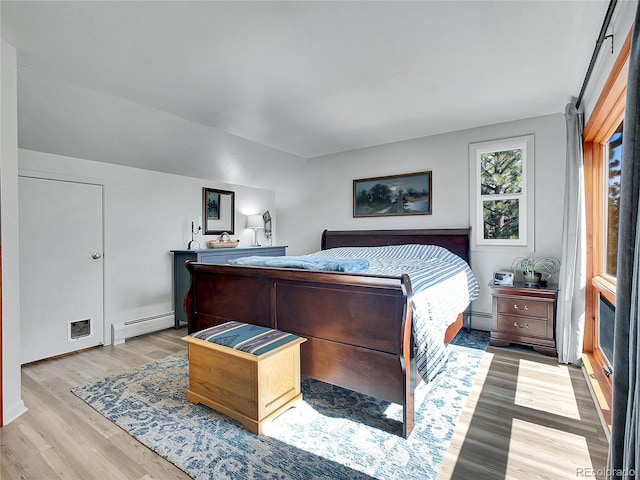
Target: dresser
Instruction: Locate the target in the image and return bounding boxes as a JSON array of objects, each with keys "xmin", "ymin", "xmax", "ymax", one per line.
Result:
[
  {"xmin": 171, "ymin": 246, "xmax": 287, "ymax": 328},
  {"xmin": 489, "ymin": 282, "xmax": 558, "ymax": 356}
]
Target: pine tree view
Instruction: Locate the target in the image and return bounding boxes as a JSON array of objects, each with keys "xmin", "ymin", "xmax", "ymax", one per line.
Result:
[
  {"xmin": 606, "ymin": 123, "xmax": 623, "ymax": 277},
  {"xmin": 480, "ymin": 148, "xmax": 522, "ymax": 240}
]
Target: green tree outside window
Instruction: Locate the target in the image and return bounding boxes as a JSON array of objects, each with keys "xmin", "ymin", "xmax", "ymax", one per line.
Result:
[{"xmin": 480, "ymin": 148, "xmax": 523, "ymax": 240}]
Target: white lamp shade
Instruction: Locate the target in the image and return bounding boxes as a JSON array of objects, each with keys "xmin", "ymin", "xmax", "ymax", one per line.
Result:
[{"xmin": 247, "ymin": 215, "xmax": 264, "ymax": 229}]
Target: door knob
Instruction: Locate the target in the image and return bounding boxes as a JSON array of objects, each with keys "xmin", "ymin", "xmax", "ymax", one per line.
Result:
[{"xmin": 92, "ymin": 253, "xmax": 102, "ymax": 259}]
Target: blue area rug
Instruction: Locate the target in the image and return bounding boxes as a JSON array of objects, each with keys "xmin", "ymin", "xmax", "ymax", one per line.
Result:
[{"xmin": 72, "ymin": 330, "xmax": 489, "ymax": 480}]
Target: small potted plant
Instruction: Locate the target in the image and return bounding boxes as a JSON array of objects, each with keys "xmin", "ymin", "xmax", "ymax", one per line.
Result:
[{"xmin": 511, "ymin": 256, "xmax": 561, "ymax": 287}]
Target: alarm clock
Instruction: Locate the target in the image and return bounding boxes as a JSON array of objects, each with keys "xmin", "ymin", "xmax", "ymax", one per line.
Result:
[{"xmin": 493, "ymin": 271, "xmax": 515, "ymax": 286}]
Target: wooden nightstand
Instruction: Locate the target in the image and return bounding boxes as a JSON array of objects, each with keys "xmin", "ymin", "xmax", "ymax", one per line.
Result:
[{"xmin": 489, "ymin": 282, "xmax": 558, "ymax": 356}]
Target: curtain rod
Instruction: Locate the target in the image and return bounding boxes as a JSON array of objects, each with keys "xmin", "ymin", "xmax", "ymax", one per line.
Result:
[{"xmin": 575, "ymin": 0, "xmax": 618, "ymax": 109}]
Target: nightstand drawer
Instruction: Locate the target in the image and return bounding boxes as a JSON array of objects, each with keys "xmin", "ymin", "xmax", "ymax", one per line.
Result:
[
  {"xmin": 490, "ymin": 282, "xmax": 557, "ymax": 356},
  {"xmin": 497, "ymin": 297, "xmax": 548, "ymax": 318},
  {"xmin": 496, "ymin": 315, "xmax": 549, "ymax": 337}
]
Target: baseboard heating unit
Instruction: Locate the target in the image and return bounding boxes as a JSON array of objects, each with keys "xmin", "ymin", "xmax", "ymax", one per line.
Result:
[{"xmin": 112, "ymin": 312, "xmax": 174, "ymax": 345}]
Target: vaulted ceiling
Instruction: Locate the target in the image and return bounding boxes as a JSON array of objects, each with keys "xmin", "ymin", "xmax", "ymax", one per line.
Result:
[{"xmin": 1, "ymin": 1, "xmax": 610, "ymax": 187}]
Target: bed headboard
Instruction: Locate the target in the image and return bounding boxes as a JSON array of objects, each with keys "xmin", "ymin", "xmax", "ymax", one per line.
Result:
[{"xmin": 321, "ymin": 228, "xmax": 472, "ymax": 265}]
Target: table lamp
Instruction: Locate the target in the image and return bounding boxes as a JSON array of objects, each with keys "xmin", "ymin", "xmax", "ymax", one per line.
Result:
[{"xmin": 247, "ymin": 215, "xmax": 264, "ymax": 247}]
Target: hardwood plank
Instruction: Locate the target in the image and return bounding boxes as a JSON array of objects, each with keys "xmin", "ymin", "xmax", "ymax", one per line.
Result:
[
  {"xmin": 0, "ymin": 329, "xmax": 609, "ymax": 479},
  {"xmin": 0, "ymin": 328, "xmax": 190, "ymax": 480},
  {"xmin": 439, "ymin": 345, "xmax": 609, "ymax": 480}
]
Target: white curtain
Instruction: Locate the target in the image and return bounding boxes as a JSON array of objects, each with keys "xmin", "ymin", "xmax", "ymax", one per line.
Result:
[{"xmin": 556, "ymin": 102, "xmax": 587, "ymax": 365}]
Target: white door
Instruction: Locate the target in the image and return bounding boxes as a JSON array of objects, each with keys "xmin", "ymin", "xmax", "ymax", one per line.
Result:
[{"xmin": 19, "ymin": 176, "xmax": 104, "ymax": 364}]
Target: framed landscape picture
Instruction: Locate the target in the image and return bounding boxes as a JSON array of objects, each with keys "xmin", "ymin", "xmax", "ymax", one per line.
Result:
[{"xmin": 353, "ymin": 171, "xmax": 432, "ymax": 217}]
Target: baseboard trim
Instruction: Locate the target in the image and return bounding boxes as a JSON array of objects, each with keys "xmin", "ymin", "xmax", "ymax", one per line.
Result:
[
  {"xmin": 112, "ymin": 313, "xmax": 174, "ymax": 345},
  {"xmin": 467, "ymin": 311, "xmax": 492, "ymax": 331},
  {"xmin": 3, "ymin": 399, "xmax": 28, "ymax": 425}
]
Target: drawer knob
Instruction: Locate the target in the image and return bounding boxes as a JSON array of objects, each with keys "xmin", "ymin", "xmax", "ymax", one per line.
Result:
[
  {"xmin": 513, "ymin": 304, "xmax": 529, "ymax": 311},
  {"xmin": 514, "ymin": 322, "xmax": 529, "ymax": 329}
]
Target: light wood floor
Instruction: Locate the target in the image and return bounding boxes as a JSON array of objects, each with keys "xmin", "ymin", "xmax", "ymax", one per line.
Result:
[
  {"xmin": 439, "ymin": 345, "xmax": 610, "ymax": 480},
  {"xmin": 0, "ymin": 328, "xmax": 609, "ymax": 480}
]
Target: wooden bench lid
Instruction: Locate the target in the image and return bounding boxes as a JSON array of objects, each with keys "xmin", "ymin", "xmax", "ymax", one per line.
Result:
[{"xmin": 190, "ymin": 321, "xmax": 302, "ymax": 356}]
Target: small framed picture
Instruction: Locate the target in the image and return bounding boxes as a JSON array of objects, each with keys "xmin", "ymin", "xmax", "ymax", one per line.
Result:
[{"xmin": 202, "ymin": 188, "xmax": 235, "ymax": 235}]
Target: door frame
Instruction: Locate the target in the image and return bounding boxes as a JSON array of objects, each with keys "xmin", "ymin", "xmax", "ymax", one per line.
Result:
[
  {"xmin": 18, "ymin": 168, "xmax": 111, "ymax": 345},
  {"xmin": 1, "ymin": 245, "xmax": 4, "ymax": 425}
]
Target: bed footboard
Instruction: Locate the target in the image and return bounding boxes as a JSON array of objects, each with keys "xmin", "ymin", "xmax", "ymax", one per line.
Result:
[{"xmin": 185, "ymin": 262, "xmax": 417, "ymax": 437}]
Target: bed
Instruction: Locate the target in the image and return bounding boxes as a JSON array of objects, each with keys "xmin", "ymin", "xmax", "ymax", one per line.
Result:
[{"xmin": 184, "ymin": 228, "xmax": 479, "ymax": 438}]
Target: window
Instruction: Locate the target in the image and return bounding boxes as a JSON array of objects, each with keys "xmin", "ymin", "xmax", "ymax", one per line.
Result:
[
  {"xmin": 605, "ymin": 123, "xmax": 623, "ymax": 278},
  {"xmin": 582, "ymin": 27, "xmax": 632, "ymax": 429},
  {"xmin": 470, "ymin": 135, "xmax": 534, "ymax": 248},
  {"xmin": 598, "ymin": 294, "xmax": 615, "ymax": 367}
]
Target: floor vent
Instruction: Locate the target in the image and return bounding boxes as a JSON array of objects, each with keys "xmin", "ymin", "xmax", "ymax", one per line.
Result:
[{"xmin": 69, "ymin": 319, "xmax": 91, "ymax": 341}]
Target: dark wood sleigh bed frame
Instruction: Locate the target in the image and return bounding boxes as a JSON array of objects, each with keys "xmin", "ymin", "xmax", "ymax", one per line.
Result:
[{"xmin": 184, "ymin": 228, "xmax": 471, "ymax": 438}]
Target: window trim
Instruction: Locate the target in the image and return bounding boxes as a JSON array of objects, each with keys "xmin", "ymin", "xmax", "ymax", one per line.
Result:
[
  {"xmin": 582, "ymin": 26, "xmax": 632, "ymax": 431},
  {"xmin": 469, "ymin": 135, "xmax": 535, "ymax": 249}
]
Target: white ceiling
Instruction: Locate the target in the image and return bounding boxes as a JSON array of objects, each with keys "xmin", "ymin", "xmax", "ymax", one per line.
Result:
[{"xmin": 1, "ymin": 1, "xmax": 610, "ymax": 184}]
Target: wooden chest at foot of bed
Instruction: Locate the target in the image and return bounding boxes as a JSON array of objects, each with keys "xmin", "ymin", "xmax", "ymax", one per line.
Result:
[{"xmin": 182, "ymin": 322, "xmax": 306, "ymax": 434}]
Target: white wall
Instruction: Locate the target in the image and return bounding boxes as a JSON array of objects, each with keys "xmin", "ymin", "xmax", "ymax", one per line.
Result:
[
  {"xmin": 17, "ymin": 66, "xmax": 307, "ymax": 192},
  {"xmin": 19, "ymin": 149, "xmax": 276, "ymax": 344},
  {"xmin": 582, "ymin": 0, "xmax": 637, "ymax": 122},
  {"xmin": 277, "ymin": 113, "xmax": 566, "ymax": 330},
  {"xmin": 1, "ymin": 38, "xmax": 28, "ymax": 425}
]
